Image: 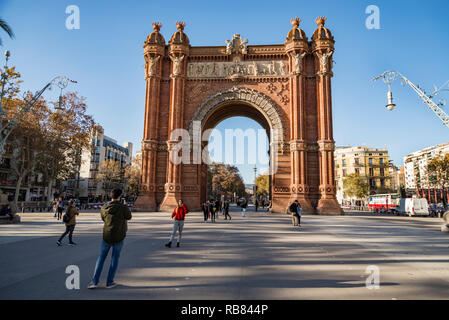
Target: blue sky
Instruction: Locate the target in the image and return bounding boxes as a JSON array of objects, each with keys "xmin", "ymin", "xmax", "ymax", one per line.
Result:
[{"xmin": 1, "ymin": 0, "xmax": 449, "ymax": 183}]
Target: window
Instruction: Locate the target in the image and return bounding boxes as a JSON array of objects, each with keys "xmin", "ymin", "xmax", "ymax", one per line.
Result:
[
  {"xmin": 369, "ymin": 179, "xmax": 375, "ymax": 187},
  {"xmin": 355, "ymin": 158, "xmax": 359, "ymax": 165},
  {"xmin": 380, "ymin": 168, "xmax": 384, "ymax": 176},
  {"xmin": 343, "ymin": 169, "xmax": 347, "ymax": 177},
  {"xmin": 355, "ymin": 168, "xmax": 360, "ymax": 175},
  {"xmin": 380, "ymin": 179, "xmax": 385, "ymax": 187},
  {"xmin": 369, "ymin": 158, "xmax": 373, "ymax": 165},
  {"xmin": 342, "ymin": 159, "xmax": 347, "ymax": 167},
  {"xmin": 369, "ymin": 168, "xmax": 374, "ymax": 176},
  {"xmin": 379, "ymin": 158, "xmax": 384, "ymax": 164}
]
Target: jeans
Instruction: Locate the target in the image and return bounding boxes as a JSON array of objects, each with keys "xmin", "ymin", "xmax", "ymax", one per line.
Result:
[
  {"xmin": 92, "ymin": 240, "xmax": 124, "ymax": 285},
  {"xmin": 169, "ymin": 220, "xmax": 184, "ymax": 243},
  {"xmin": 59, "ymin": 225, "xmax": 75, "ymax": 242}
]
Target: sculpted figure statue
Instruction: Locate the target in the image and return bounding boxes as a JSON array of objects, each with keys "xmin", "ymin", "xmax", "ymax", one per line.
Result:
[
  {"xmin": 225, "ymin": 40, "xmax": 232, "ymax": 54},
  {"xmin": 170, "ymin": 55, "xmax": 185, "ymax": 76},
  {"xmin": 292, "ymin": 51, "xmax": 307, "ymax": 74},
  {"xmin": 239, "ymin": 38, "xmax": 248, "ymax": 54},
  {"xmin": 148, "ymin": 56, "xmax": 160, "ymax": 76},
  {"xmin": 316, "ymin": 49, "xmax": 333, "ymax": 74}
]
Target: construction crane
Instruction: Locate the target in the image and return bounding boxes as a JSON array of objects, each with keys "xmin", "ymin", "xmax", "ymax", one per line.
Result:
[{"xmin": 373, "ymin": 70, "xmax": 449, "ymax": 129}]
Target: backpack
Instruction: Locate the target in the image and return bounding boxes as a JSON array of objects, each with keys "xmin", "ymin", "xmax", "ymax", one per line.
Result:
[
  {"xmin": 289, "ymin": 203, "xmax": 297, "ymax": 213},
  {"xmin": 62, "ymin": 210, "xmax": 70, "ymax": 223}
]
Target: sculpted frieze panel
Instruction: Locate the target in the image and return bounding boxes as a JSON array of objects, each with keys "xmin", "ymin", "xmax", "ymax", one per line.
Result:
[{"xmin": 187, "ymin": 60, "xmax": 288, "ymax": 78}]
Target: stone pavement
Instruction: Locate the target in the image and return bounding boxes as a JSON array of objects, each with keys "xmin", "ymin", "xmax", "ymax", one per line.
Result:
[{"xmin": 0, "ymin": 206, "xmax": 448, "ymax": 300}]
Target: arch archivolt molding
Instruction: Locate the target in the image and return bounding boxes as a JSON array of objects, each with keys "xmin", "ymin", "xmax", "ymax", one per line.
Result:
[{"xmin": 187, "ymin": 86, "xmax": 286, "ymax": 152}]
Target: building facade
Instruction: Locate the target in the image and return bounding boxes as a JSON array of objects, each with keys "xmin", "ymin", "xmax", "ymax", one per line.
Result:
[
  {"xmin": 134, "ymin": 17, "xmax": 343, "ymax": 214},
  {"xmin": 334, "ymin": 146, "xmax": 391, "ymax": 205},
  {"xmin": 404, "ymin": 142, "xmax": 449, "ymax": 190},
  {"xmin": 63, "ymin": 126, "xmax": 133, "ymax": 200}
]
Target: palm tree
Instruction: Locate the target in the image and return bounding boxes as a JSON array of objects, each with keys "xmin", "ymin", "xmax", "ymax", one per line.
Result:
[{"xmin": 0, "ymin": 18, "xmax": 14, "ymax": 46}]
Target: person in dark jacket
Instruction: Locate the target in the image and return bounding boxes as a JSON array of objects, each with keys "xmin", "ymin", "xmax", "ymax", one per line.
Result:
[
  {"xmin": 165, "ymin": 199, "xmax": 189, "ymax": 248},
  {"xmin": 56, "ymin": 200, "xmax": 79, "ymax": 246},
  {"xmin": 201, "ymin": 201, "xmax": 209, "ymax": 223},
  {"xmin": 209, "ymin": 200, "xmax": 216, "ymax": 223},
  {"xmin": 223, "ymin": 200, "xmax": 231, "ymax": 220},
  {"xmin": 88, "ymin": 189, "xmax": 132, "ymax": 289}
]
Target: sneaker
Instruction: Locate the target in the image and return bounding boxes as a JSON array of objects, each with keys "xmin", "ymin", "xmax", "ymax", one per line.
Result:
[
  {"xmin": 176, "ymin": 242, "xmax": 180, "ymax": 247},
  {"xmin": 87, "ymin": 282, "xmax": 98, "ymax": 289},
  {"xmin": 165, "ymin": 242, "xmax": 171, "ymax": 248},
  {"xmin": 56, "ymin": 240, "xmax": 62, "ymax": 246},
  {"xmin": 68, "ymin": 242, "xmax": 77, "ymax": 246},
  {"xmin": 106, "ymin": 282, "xmax": 117, "ymax": 289}
]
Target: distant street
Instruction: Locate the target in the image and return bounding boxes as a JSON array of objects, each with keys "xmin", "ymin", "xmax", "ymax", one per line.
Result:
[{"xmin": 0, "ymin": 205, "xmax": 448, "ymax": 300}]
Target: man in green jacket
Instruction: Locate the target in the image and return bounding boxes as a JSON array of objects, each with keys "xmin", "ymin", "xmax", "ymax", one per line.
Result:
[{"xmin": 88, "ymin": 189, "xmax": 132, "ymax": 289}]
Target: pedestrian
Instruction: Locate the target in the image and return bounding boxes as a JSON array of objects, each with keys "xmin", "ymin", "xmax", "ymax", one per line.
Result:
[
  {"xmin": 88, "ymin": 189, "xmax": 132, "ymax": 289},
  {"xmin": 52, "ymin": 200, "xmax": 57, "ymax": 218},
  {"xmin": 165, "ymin": 199, "xmax": 189, "ymax": 248},
  {"xmin": 224, "ymin": 200, "xmax": 231, "ymax": 220},
  {"xmin": 261, "ymin": 199, "xmax": 265, "ymax": 209},
  {"xmin": 0, "ymin": 204, "xmax": 14, "ymax": 221},
  {"xmin": 56, "ymin": 197, "xmax": 64, "ymax": 220},
  {"xmin": 201, "ymin": 201, "xmax": 209, "ymax": 223},
  {"xmin": 255, "ymin": 198, "xmax": 259, "ymax": 212},
  {"xmin": 56, "ymin": 200, "xmax": 79, "ymax": 246},
  {"xmin": 297, "ymin": 202, "xmax": 302, "ymax": 228},
  {"xmin": 240, "ymin": 197, "xmax": 247, "ymax": 217},
  {"xmin": 209, "ymin": 200, "xmax": 216, "ymax": 223},
  {"xmin": 289, "ymin": 200, "xmax": 300, "ymax": 227},
  {"xmin": 215, "ymin": 199, "xmax": 220, "ymax": 220}
]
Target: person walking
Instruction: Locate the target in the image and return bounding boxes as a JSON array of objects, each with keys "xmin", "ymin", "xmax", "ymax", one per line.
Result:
[
  {"xmin": 209, "ymin": 200, "xmax": 216, "ymax": 223},
  {"xmin": 165, "ymin": 199, "xmax": 189, "ymax": 248},
  {"xmin": 255, "ymin": 198, "xmax": 259, "ymax": 212},
  {"xmin": 52, "ymin": 199, "xmax": 58, "ymax": 218},
  {"xmin": 88, "ymin": 189, "xmax": 132, "ymax": 289},
  {"xmin": 201, "ymin": 201, "xmax": 209, "ymax": 223},
  {"xmin": 56, "ymin": 200, "xmax": 79, "ymax": 246},
  {"xmin": 240, "ymin": 197, "xmax": 247, "ymax": 217},
  {"xmin": 215, "ymin": 199, "xmax": 220, "ymax": 220},
  {"xmin": 297, "ymin": 201, "xmax": 302, "ymax": 228},
  {"xmin": 224, "ymin": 200, "xmax": 231, "ymax": 220},
  {"xmin": 56, "ymin": 197, "xmax": 64, "ymax": 220},
  {"xmin": 289, "ymin": 200, "xmax": 300, "ymax": 226}
]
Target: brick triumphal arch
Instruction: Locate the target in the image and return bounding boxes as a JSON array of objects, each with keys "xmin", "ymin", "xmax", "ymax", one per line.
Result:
[{"xmin": 134, "ymin": 17, "xmax": 343, "ymax": 214}]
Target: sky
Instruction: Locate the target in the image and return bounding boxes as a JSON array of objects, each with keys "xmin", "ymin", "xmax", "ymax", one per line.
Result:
[{"xmin": 1, "ymin": 0, "xmax": 449, "ymax": 183}]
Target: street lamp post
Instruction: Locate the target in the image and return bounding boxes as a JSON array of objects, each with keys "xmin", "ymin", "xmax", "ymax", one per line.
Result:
[
  {"xmin": 373, "ymin": 70, "xmax": 449, "ymax": 128},
  {"xmin": 0, "ymin": 50, "xmax": 77, "ymax": 154}
]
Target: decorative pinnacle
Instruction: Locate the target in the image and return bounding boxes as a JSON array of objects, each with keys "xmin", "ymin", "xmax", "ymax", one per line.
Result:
[
  {"xmin": 176, "ymin": 21, "xmax": 186, "ymax": 31},
  {"xmin": 315, "ymin": 16, "xmax": 327, "ymax": 26},
  {"xmin": 152, "ymin": 22, "xmax": 162, "ymax": 32},
  {"xmin": 290, "ymin": 17, "xmax": 301, "ymax": 27}
]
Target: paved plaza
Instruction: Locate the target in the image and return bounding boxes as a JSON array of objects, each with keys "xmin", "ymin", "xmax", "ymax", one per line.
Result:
[{"xmin": 0, "ymin": 206, "xmax": 448, "ymax": 300}]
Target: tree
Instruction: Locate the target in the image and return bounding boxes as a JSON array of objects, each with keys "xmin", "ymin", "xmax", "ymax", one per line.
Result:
[
  {"xmin": 427, "ymin": 153, "xmax": 449, "ymax": 193},
  {"xmin": 38, "ymin": 92, "xmax": 95, "ymax": 202},
  {"xmin": 255, "ymin": 174, "xmax": 269, "ymax": 196},
  {"xmin": 96, "ymin": 160, "xmax": 123, "ymax": 195},
  {"xmin": 4, "ymin": 95, "xmax": 48, "ymax": 209},
  {"xmin": 0, "ymin": 18, "xmax": 14, "ymax": 46},
  {"xmin": 124, "ymin": 153, "xmax": 141, "ymax": 196},
  {"xmin": 208, "ymin": 163, "xmax": 246, "ymax": 199},
  {"xmin": 343, "ymin": 173, "xmax": 370, "ymax": 203}
]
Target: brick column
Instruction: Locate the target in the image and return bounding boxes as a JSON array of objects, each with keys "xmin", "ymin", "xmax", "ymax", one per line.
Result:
[
  {"xmin": 313, "ymin": 37, "xmax": 343, "ymax": 215},
  {"xmin": 160, "ymin": 22, "xmax": 190, "ymax": 211},
  {"xmin": 134, "ymin": 23, "xmax": 165, "ymax": 211},
  {"xmin": 284, "ymin": 18, "xmax": 314, "ymax": 213}
]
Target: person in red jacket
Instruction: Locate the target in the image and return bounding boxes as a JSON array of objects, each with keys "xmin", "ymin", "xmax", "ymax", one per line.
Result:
[{"xmin": 165, "ymin": 199, "xmax": 189, "ymax": 248}]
